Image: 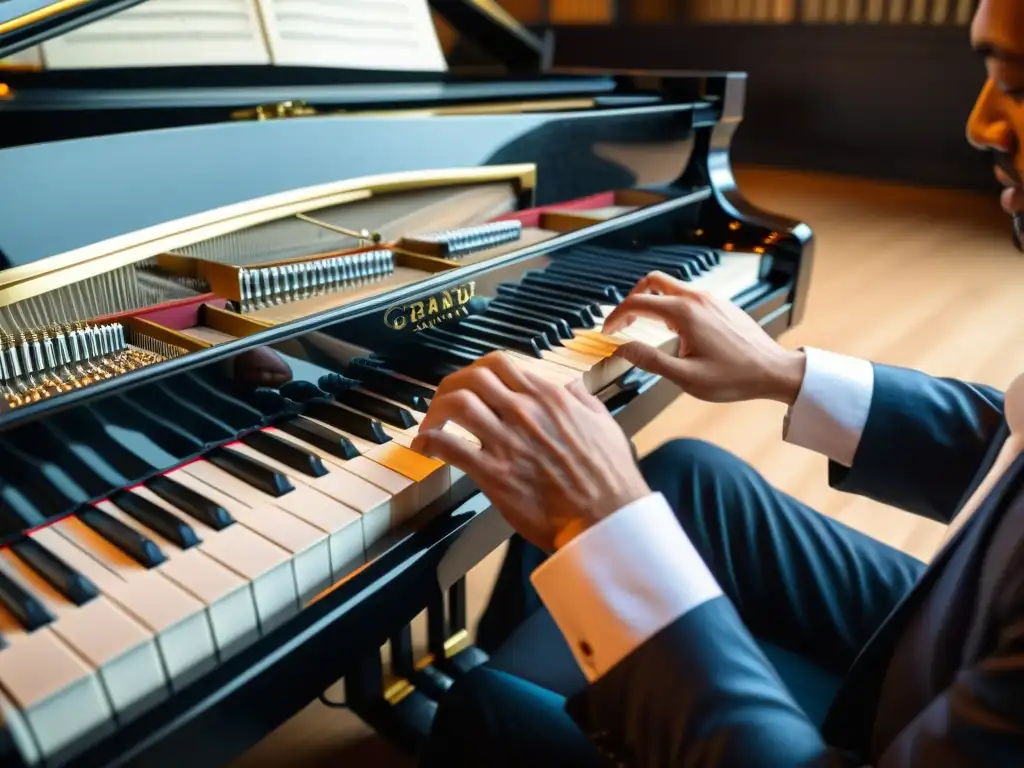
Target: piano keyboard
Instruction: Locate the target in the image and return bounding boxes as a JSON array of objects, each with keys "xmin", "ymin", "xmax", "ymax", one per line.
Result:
[{"xmin": 0, "ymin": 242, "xmax": 763, "ymax": 765}]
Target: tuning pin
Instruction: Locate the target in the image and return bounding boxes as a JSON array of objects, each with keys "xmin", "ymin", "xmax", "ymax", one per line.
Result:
[
  {"xmin": 336, "ymin": 256, "xmax": 351, "ymax": 284},
  {"xmin": 18, "ymin": 334, "xmax": 34, "ymax": 377},
  {"xmin": 238, "ymin": 268, "xmax": 250, "ymax": 311},
  {"xmin": 312, "ymin": 261, "xmax": 325, "ymax": 293},
  {"xmin": 280, "ymin": 265, "xmax": 294, "ymax": 304}
]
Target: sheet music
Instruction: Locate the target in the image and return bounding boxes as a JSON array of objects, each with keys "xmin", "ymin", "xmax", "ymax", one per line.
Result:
[
  {"xmin": 0, "ymin": 48, "xmax": 42, "ymax": 70},
  {"xmin": 38, "ymin": 0, "xmax": 272, "ymax": 69},
  {"xmin": 256, "ymin": 0, "xmax": 447, "ymax": 72}
]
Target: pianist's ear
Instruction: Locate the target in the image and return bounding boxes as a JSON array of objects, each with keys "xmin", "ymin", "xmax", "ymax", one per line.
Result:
[{"xmin": 222, "ymin": 347, "xmax": 294, "ymax": 389}]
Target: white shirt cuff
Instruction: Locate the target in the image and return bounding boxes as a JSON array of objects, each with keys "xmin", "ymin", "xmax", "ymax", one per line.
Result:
[
  {"xmin": 783, "ymin": 347, "xmax": 874, "ymax": 467},
  {"xmin": 530, "ymin": 493, "xmax": 723, "ymax": 682}
]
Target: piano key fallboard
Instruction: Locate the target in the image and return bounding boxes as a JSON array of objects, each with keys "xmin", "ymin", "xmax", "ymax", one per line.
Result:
[{"xmin": 0, "ymin": 62, "xmax": 813, "ymax": 766}]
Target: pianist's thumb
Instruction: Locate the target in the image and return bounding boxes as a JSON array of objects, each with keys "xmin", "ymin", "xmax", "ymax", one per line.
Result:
[{"xmin": 615, "ymin": 341, "xmax": 691, "ymax": 383}]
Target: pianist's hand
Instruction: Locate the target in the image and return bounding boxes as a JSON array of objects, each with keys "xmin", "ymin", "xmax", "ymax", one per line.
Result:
[
  {"xmin": 411, "ymin": 352, "xmax": 650, "ymax": 552},
  {"xmin": 603, "ymin": 271, "xmax": 806, "ymax": 405}
]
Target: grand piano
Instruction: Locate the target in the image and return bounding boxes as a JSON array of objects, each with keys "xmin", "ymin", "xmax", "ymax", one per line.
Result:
[{"xmin": 0, "ymin": 1, "xmax": 814, "ymax": 765}]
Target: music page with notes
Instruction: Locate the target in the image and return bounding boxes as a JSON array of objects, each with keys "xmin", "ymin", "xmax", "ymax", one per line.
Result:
[{"xmin": 15, "ymin": 0, "xmax": 446, "ymax": 72}]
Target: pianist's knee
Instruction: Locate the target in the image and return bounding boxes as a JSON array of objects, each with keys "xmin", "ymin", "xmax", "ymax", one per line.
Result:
[{"xmin": 639, "ymin": 437, "xmax": 763, "ymax": 531}]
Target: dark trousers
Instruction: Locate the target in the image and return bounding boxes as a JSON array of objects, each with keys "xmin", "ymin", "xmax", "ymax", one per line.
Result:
[{"xmin": 420, "ymin": 439, "xmax": 927, "ymax": 767}]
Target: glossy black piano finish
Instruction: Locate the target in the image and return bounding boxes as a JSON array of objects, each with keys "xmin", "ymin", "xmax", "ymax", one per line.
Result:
[
  {"xmin": 0, "ymin": 4, "xmax": 813, "ymax": 765},
  {"xmin": 0, "ymin": 163, "xmax": 808, "ymax": 766},
  {"xmin": 0, "ymin": 70, "xmax": 710, "ymax": 268}
]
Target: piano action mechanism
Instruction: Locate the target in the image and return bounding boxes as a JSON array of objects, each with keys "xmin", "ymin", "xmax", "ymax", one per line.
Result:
[{"xmin": 0, "ymin": 2, "xmax": 813, "ymax": 766}]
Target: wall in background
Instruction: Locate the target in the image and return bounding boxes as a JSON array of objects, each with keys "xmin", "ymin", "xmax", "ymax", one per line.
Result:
[{"xmin": 488, "ymin": 0, "xmax": 993, "ymax": 191}]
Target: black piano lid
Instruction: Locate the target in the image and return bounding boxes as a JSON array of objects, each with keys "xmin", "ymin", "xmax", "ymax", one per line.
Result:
[
  {"xmin": 0, "ymin": 90, "xmax": 709, "ymax": 265},
  {"xmin": 0, "ymin": 0, "xmax": 547, "ymax": 67},
  {"xmin": 0, "ymin": 0, "xmax": 148, "ymax": 59}
]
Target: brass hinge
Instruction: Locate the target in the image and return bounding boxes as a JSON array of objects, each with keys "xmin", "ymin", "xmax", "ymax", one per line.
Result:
[{"xmin": 231, "ymin": 100, "xmax": 318, "ymax": 121}]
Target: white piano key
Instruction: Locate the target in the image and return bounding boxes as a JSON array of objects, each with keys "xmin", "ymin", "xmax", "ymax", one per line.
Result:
[
  {"xmin": 95, "ymin": 496, "xmax": 261, "ymax": 661},
  {"xmin": 188, "ymin": 446, "xmax": 393, "ymax": 553},
  {"xmin": 159, "ymin": 470, "xmax": 301, "ymax": 634},
  {"xmin": 0, "ymin": 689, "xmax": 40, "ymax": 767},
  {"xmin": 173, "ymin": 449, "xmax": 364, "ymax": 580},
  {"xmin": 268, "ymin": 425, "xmax": 450, "ymax": 512},
  {"xmin": 39, "ymin": 522, "xmax": 218, "ymax": 691},
  {"xmin": 179, "ymin": 460, "xmax": 334, "ymax": 605},
  {"xmin": 0, "ymin": 550, "xmax": 166, "ymax": 725},
  {"xmin": 0, "ymin": 602, "xmax": 113, "ymax": 764},
  {"xmin": 230, "ymin": 438, "xmax": 423, "ymax": 529}
]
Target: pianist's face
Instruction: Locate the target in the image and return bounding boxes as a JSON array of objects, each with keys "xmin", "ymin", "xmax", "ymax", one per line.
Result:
[{"xmin": 968, "ymin": 0, "xmax": 1024, "ymax": 215}]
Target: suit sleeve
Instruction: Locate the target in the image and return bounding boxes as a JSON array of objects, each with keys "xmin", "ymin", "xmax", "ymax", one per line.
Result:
[
  {"xmin": 564, "ymin": 491, "xmax": 1024, "ymax": 768},
  {"xmin": 828, "ymin": 363, "xmax": 1004, "ymax": 524},
  {"xmin": 541, "ymin": 497, "xmax": 857, "ymax": 766}
]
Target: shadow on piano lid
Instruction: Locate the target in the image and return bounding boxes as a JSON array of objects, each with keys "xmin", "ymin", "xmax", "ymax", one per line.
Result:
[{"xmin": 0, "ymin": 3, "xmax": 815, "ymax": 766}]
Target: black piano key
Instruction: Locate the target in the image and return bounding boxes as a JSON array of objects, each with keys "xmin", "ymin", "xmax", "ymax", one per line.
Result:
[
  {"xmin": 0, "ymin": 443, "xmax": 77, "ymax": 528},
  {"xmin": 414, "ymin": 339, "xmax": 483, "ymax": 368},
  {"xmin": 328, "ymin": 389, "xmax": 417, "ymax": 430},
  {"xmin": 279, "ymin": 380, "xmax": 330, "ymax": 404},
  {"xmin": 174, "ymin": 374, "xmax": 267, "ymax": 433},
  {"xmin": 565, "ymin": 255, "xmax": 677, "ymax": 283},
  {"xmin": 206, "ymin": 446, "xmax": 295, "ymax": 498},
  {"xmin": 346, "ymin": 361, "xmax": 433, "ymax": 412},
  {"xmin": 493, "ymin": 288, "xmax": 594, "ymax": 328},
  {"xmin": 146, "ymin": 475, "xmax": 235, "ymax": 531},
  {"xmin": 456, "ymin": 319, "xmax": 545, "ymax": 357},
  {"xmin": 651, "ymin": 245, "xmax": 718, "ymax": 269},
  {"xmin": 274, "ymin": 416, "xmax": 360, "ymax": 460},
  {"xmin": 241, "ymin": 430, "xmax": 328, "ymax": 477},
  {"xmin": 645, "ymin": 248, "xmax": 707, "ymax": 275},
  {"xmin": 484, "ymin": 304, "xmax": 571, "ymax": 343},
  {"xmin": 503, "ymin": 282, "xmax": 603, "ymax": 317},
  {"xmin": 564, "ymin": 247, "xmax": 691, "ymax": 282},
  {"xmin": 423, "ymin": 327, "xmax": 505, "ymax": 357},
  {"xmin": 540, "ymin": 261, "xmax": 637, "ymax": 291},
  {"xmin": 460, "ymin": 314, "xmax": 552, "ymax": 347},
  {"xmin": 54, "ymin": 408, "xmax": 156, "ymax": 484},
  {"xmin": 78, "ymin": 507, "xmax": 167, "ymax": 569},
  {"xmin": 0, "ymin": 568, "xmax": 55, "ymax": 631},
  {"xmin": 97, "ymin": 396, "xmax": 203, "ymax": 460},
  {"xmin": 108, "ymin": 490, "xmax": 201, "ymax": 550},
  {"xmin": 623, "ymin": 250, "xmax": 702, "ymax": 278},
  {"xmin": 304, "ymin": 401, "xmax": 392, "ymax": 444},
  {"xmin": 521, "ymin": 271, "xmax": 623, "ymax": 303},
  {"xmin": 15, "ymin": 422, "xmax": 111, "ymax": 499},
  {"xmin": 385, "ymin": 357, "xmax": 450, "ymax": 387},
  {"xmin": 143, "ymin": 384, "xmax": 234, "ymax": 444},
  {"xmin": 10, "ymin": 538, "xmax": 98, "ymax": 607}
]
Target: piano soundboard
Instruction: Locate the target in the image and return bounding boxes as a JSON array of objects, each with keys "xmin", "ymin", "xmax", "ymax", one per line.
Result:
[{"xmin": 0, "ymin": 3, "xmax": 814, "ymax": 763}]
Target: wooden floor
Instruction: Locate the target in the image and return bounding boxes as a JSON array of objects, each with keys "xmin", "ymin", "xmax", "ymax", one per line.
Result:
[{"xmin": 230, "ymin": 166, "xmax": 1024, "ymax": 766}]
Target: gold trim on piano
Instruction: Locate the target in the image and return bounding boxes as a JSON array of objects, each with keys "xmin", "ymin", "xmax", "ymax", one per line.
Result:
[
  {"xmin": 230, "ymin": 98, "xmax": 596, "ymax": 121},
  {"xmin": 0, "ymin": 0, "xmax": 95, "ymax": 36},
  {"xmin": 0, "ymin": 164, "xmax": 536, "ymax": 310}
]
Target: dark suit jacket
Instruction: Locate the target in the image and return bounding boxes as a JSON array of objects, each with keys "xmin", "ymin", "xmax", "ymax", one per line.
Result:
[{"xmin": 565, "ymin": 363, "xmax": 1023, "ymax": 766}]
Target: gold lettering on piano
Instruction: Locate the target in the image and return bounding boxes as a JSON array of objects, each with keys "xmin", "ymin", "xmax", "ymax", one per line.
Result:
[{"xmin": 383, "ymin": 281, "xmax": 477, "ymax": 332}]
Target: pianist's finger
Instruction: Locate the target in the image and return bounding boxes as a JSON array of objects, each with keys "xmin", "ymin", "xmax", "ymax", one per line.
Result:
[
  {"xmin": 432, "ymin": 351, "xmax": 535, "ymax": 401},
  {"xmin": 411, "ymin": 427, "xmax": 491, "ymax": 479},
  {"xmin": 626, "ymin": 270, "xmax": 695, "ymax": 298},
  {"xmin": 565, "ymin": 378, "xmax": 606, "ymax": 413},
  {"xmin": 415, "ymin": 388, "xmax": 509, "ymax": 448},
  {"xmin": 425, "ymin": 363, "xmax": 522, "ymax": 424},
  {"xmin": 603, "ymin": 292, "xmax": 687, "ymax": 336}
]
